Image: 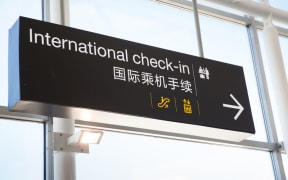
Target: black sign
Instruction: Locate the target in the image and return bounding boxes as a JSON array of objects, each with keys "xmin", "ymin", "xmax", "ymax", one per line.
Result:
[{"xmin": 9, "ymin": 17, "xmax": 255, "ymax": 141}]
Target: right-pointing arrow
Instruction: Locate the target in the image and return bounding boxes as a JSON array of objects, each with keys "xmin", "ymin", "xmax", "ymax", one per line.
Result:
[{"xmin": 223, "ymin": 94, "xmax": 244, "ymax": 120}]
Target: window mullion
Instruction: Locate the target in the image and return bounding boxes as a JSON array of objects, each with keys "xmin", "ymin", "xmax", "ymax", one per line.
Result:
[{"xmin": 247, "ymin": 16, "xmax": 286, "ymax": 180}]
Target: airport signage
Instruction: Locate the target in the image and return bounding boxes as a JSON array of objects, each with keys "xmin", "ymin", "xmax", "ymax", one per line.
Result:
[{"xmin": 9, "ymin": 17, "xmax": 255, "ymax": 141}]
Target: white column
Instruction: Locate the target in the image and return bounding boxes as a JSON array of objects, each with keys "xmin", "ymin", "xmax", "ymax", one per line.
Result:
[
  {"xmin": 262, "ymin": 15, "xmax": 288, "ymax": 152},
  {"xmin": 53, "ymin": 117, "xmax": 76, "ymax": 180}
]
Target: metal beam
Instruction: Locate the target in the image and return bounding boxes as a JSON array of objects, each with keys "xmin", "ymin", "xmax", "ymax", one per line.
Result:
[
  {"xmin": 0, "ymin": 106, "xmax": 47, "ymax": 122},
  {"xmin": 152, "ymin": 0, "xmax": 288, "ymax": 36},
  {"xmin": 0, "ymin": 105, "xmax": 280, "ymax": 152},
  {"xmin": 205, "ymin": 0, "xmax": 288, "ymax": 24},
  {"xmin": 75, "ymin": 119, "xmax": 278, "ymax": 152},
  {"xmin": 192, "ymin": 0, "xmax": 204, "ymax": 57}
]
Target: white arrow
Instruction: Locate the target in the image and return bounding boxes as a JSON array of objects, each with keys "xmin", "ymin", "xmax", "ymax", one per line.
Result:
[{"xmin": 223, "ymin": 94, "xmax": 244, "ymax": 120}]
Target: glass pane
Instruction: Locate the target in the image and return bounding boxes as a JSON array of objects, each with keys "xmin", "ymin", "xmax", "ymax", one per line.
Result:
[
  {"xmin": 199, "ymin": 15, "xmax": 267, "ymax": 141},
  {"xmin": 76, "ymin": 131, "xmax": 275, "ymax": 180},
  {"xmin": 0, "ymin": 119, "xmax": 44, "ymax": 180},
  {"xmin": 0, "ymin": 0, "xmax": 41, "ymax": 106},
  {"xmin": 70, "ymin": 0, "xmax": 198, "ymax": 55}
]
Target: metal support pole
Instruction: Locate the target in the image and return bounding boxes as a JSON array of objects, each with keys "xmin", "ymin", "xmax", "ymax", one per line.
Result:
[
  {"xmin": 44, "ymin": 118, "xmax": 79, "ymax": 180},
  {"xmin": 44, "ymin": 117, "xmax": 54, "ymax": 180},
  {"xmin": 192, "ymin": 0, "xmax": 204, "ymax": 57},
  {"xmin": 60, "ymin": 0, "xmax": 70, "ymax": 26},
  {"xmin": 43, "ymin": 0, "xmax": 70, "ymax": 26},
  {"xmin": 43, "ymin": 1, "xmax": 74, "ymax": 180},
  {"xmin": 53, "ymin": 118, "xmax": 76, "ymax": 180},
  {"xmin": 262, "ymin": 15, "xmax": 288, "ymax": 153}
]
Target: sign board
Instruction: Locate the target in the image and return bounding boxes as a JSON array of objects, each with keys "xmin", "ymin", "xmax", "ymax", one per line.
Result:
[{"xmin": 9, "ymin": 17, "xmax": 255, "ymax": 141}]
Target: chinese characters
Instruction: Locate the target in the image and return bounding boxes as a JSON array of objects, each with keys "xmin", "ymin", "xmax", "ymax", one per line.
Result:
[{"xmin": 113, "ymin": 66, "xmax": 193, "ymax": 93}]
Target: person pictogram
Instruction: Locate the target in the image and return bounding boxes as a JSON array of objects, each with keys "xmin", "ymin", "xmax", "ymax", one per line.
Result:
[{"xmin": 198, "ymin": 66, "xmax": 210, "ymax": 80}]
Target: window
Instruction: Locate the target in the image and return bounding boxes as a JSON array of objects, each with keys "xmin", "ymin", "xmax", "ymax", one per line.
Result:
[
  {"xmin": 0, "ymin": 119, "xmax": 44, "ymax": 180},
  {"xmin": 1, "ymin": 0, "xmax": 287, "ymax": 179},
  {"xmin": 70, "ymin": 0, "xmax": 199, "ymax": 56},
  {"xmin": 70, "ymin": 0, "xmax": 279, "ymax": 179},
  {"xmin": 199, "ymin": 15, "xmax": 267, "ymax": 141},
  {"xmin": 0, "ymin": 0, "xmax": 41, "ymax": 106},
  {"xmin": 0, "ymin": 1, "xmax": 43, "ymax": 179},
  {"xmin": 76, "ymin": 130, "xmax": 275, "ymax": 180},
  {"xmin": 70, "ymin": 0, "xmax": 267, "ymax": 142}
]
